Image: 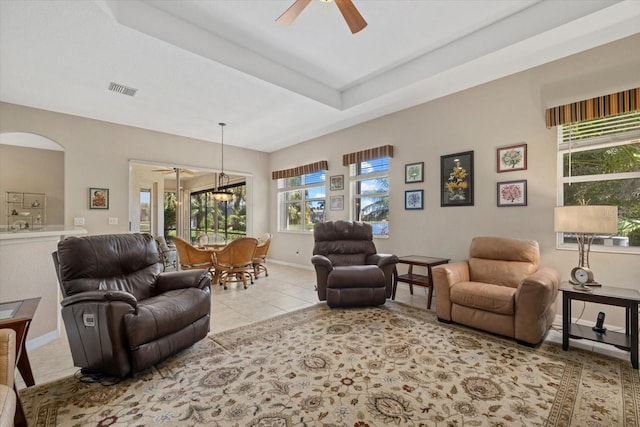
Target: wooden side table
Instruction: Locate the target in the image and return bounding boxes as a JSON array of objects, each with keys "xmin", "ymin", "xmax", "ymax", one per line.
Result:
[
  {"xmin": 0, "ymin": 296, "xmax": 40, "ymax": 427},
  {"xmin": 560, "ymin": 283, "xmax": 639, "ymax": 369},
  {"xmin": 392, "ymin": 256, "xmax": 450, "ymax": 309}
]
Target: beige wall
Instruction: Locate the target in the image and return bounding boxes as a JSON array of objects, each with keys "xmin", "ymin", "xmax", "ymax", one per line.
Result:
[
  {"xmin": 0, "ymin": 104, "xmax": 270, "ymax": 237},
  {"xmin": 269, "ymin": 34, "xmax": 640, "ymax": 327},
  {"xmin": 0, "ymin": 144, "xmax": 64, "ymax": 227}
]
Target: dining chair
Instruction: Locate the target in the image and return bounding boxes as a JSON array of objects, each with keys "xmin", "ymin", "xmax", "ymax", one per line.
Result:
[
  {"xmin": 172, "ymin": 236, "xmax": 215, "ymax": 277},
  {"xmin": 212, "ymin": 237, "xmax": 258, "ymax": 290},
  {"xmin": 252, "ymin": 233, "xmax": 272, "ymax": 279}
]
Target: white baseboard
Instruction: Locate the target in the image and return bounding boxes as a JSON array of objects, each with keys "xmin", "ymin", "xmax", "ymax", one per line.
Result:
[{"xmin": 552, "ymin": 314, "xmax": 624, "ymax": 333}]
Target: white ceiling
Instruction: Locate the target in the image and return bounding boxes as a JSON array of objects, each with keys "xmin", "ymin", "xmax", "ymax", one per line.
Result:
[{"xmin": 1, "ymin": 0, "xmax": 639, "ymax": 153}]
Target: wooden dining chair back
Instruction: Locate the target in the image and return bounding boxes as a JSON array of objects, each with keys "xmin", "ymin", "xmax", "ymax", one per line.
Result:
[
  {"xmin": 212, "ymin": 237, "xmax": 258, "ymax": 289},
  {"xmin": 252, "ymin": 233, "xmax": 272, "ymax": 278},
  {"xmin": 172, "ymin": 236, "xmax": 214, "ymax": 276}
]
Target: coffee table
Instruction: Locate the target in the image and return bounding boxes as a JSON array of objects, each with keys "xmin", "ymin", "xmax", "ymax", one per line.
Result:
[
  {"xmin": 392, "ymin": 256, "xmax": 450, "ymax": 309},
  {"xmin": 560, "ymin": 283, "xmax": 639, "ymax": 369}
]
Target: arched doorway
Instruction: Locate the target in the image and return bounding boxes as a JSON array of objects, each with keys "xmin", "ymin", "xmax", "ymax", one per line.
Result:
[{"xmin": 0, "ymin": 132, "xmax": 64, "ymax": 229}]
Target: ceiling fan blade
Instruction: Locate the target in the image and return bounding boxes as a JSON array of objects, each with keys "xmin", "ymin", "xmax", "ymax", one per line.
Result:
[
  {"xmin": 335, "ymin": 0, "xmax": 367, "ymax": 34},
  {"xmin": 276, "ymin": 0, "xmax": 312, "ymax": 26}
]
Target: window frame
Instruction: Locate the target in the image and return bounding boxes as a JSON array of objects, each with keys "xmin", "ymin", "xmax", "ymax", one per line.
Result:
[
  {"xmin": 277, "ymin": 170, "xmax": 326, "ymax": 233},
  {"xmin": 350, "ymin": 157, "xmax": 390, "ymax": 238},
  {"xmin": 556, "ymin": 123, "xmax": 640, "ymax": 255}
]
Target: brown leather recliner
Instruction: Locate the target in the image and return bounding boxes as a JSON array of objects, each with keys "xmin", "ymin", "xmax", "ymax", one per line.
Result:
[
  {"xmin": 432, "ymin": 236, "xmax": 560, "ymax": 346},
  {"xmin": 311, "ymin": 221, "xmax": 398, "ymax": 308},
  {"xmin": 53, "ymin": 233, "xmax": 211, "ymax": 378}
]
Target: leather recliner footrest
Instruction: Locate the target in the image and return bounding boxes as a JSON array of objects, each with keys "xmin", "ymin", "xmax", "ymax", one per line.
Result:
[{"xmin": 327, "ymin": 265, "xmax": 385, "ymax": 289}]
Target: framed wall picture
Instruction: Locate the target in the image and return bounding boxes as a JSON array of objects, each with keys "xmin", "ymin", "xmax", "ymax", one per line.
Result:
[
  {"xmin": 405, "ymin": 189, "xmax": 424, "ymax": 210},
  {"xmin": 89, "ymin": 187, "xmax": 109, "ymax": 209},
  {"xmin": 330, "ymin": 175, "xmax": 344, "ymax": 191},
  {"xmin": 497, "ymin": 180, "xmax": 527, "ymax": 207},
  {"xmin": 405, "ymin": 162, "xmax": 424, "ymax": 183},
  {"xmin": 440, "ymin": 151, "xmax": 474, "ymax": 207},
  {"xmin": 497, "ymin": 143, "xmax": 527, "ymax": 172},
  {"xmin": 330, "ymin": 195, "xmax": 344, "ymax": 211}
]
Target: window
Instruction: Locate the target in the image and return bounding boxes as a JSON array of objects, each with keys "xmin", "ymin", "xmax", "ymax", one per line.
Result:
[
  {"xmin": 163, "ymin": 192, "xmax": 176, "ymax": 242},
  {"xmin": 278, "ymin": 170, "xmax": 326, "ymax": 232},
  {"xmin": 139, "ymin": 188, "xmax": 151, "ymax": 233},
  {"xmin": 352, "ymin": 157, "xmax": 390, "ymax": 236},
  {"xmin": 557, "ymin": 111, "xmax": 640, "ymax": 251},
  {"xmin": 190, "ymin": 183, "xmax": 247, "ymax": 242}
]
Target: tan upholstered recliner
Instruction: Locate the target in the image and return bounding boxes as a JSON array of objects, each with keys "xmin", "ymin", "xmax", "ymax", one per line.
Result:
[
  {"xmin": 0, "ymin": 329, "xmax": 17, "ymax": 427},
  {"xmin": 432, "ymin": 236, "xmax": 560, "ymax": 346}
]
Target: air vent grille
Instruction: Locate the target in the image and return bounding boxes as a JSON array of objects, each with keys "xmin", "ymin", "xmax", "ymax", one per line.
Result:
[{"xmin": 108, "ymin": 82, "xmax": 138, "ymax": 97}]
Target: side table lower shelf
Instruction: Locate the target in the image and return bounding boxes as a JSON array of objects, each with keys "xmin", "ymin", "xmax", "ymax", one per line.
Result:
[{"xmin": 567, "ymin": 323, "xmax": 631, "ymax": 350}]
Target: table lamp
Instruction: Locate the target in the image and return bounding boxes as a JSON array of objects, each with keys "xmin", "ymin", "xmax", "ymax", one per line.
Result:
[{"xmin": 554, "ymin": 205, "xmax": 618, "ymax": 290}]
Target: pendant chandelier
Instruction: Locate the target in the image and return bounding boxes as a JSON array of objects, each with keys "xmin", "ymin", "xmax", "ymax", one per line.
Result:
[{"xmin": 212, "ymin": 122, "xmax": 233, "ymax": 202}]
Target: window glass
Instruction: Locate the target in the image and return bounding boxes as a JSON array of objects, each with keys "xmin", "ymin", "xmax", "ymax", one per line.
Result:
[
  {"xmin": 558, "ymin": 111, "xmax": 640, "ymax": 251},
  {"xmin": 278, "ymin": 170, "xmax": 326, "ymax": 232},
  {"xmin": 190, "ymin": 183, "xmax": 246, "ymax": 243},
  {"xmin": 353, "ymin": 157, "xmax": 390, "ymax": 236}
]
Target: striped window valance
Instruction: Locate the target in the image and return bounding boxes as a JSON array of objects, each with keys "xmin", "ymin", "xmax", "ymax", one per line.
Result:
[
  {"xmin": 545, "ymin": 87, "xmax": 639, "ymax": 128},
  {"xmin": 342, "ymin": 145, "xmax": 394, "ymax": 166},
  {"xmin": 271, "ymin": 160, "xmax": 328, "ymax": 180}
]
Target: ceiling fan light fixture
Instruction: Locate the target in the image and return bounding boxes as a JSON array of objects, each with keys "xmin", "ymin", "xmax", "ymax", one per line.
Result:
[{"xmin": 213, "ymin": 122, "xmax": 233, "ymax": 202}]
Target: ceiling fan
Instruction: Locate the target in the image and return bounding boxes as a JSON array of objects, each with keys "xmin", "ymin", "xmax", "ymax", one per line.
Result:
[
  {"xmin": 276, "ymin": 0, "xmax": 367, "ymax": 34},
  {"xmin": 152, "ymin": 167, "xmax": 197, "ymax": 176}
]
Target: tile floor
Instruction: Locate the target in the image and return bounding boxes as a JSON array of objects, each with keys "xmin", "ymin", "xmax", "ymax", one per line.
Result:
[{"xmin": 16, "ymin": 262, "xmax": 632, "ymax": 390}]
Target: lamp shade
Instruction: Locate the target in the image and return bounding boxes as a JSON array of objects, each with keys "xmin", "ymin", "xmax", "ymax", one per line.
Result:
[{"xmin": 554, "ymin": 205, "xmax": 618, "ymax": 233}]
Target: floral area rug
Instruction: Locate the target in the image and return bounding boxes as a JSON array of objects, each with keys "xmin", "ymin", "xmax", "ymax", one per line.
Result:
[{"xmin": 19, "ymin": 302, "xmax": 640, "ymax": 426}]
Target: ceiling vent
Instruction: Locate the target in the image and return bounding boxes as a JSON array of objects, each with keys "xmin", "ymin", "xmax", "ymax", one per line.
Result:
[{"xmin": 108, "ymin": 82, "xmax": 138, "ymax": 97}]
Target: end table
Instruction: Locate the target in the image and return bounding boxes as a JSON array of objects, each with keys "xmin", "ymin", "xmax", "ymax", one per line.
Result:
[
  {"xmin": 560, "ymin": 283, "xmax": 639, "ymax": 369},
  {"xmin": 392, "ymin": 256, "xmax": 450, "ymax": 309}
]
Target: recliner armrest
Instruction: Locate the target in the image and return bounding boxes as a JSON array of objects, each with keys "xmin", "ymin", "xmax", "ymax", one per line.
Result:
[
  {"xmin": 432, "ymin": 261, "xmax": 470, "ymax": 287},
  {"xmin": 156, "ymin": 270, "xmax": 211, "ymax": 292},
  {"xmin": 432, "ymin": 261, "xmax": 470, "ymax": 321},
  {"xmin": 366, "ymin": 253, "xmax": 399, "ymax": 268},
  {"xmin": 515, "ymin": 267, "xmax": 561, "ymax": 310},
  {"xmin": 311, "ymin": 254, "xmax": 333, "ymax": 271},
  {"xmin": 60, "ymin": 290, "xmax": 137, "ymax": 308}
]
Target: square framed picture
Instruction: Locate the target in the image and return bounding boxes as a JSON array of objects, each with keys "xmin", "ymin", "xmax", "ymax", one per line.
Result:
[
  {"xmin": 330, "ymin": 175, "xmax": 344, "ymax": 191},
  {"xmin": 497, "ymin": 180, "xmax": 527, "ymax": 207},
  {"xmin": 497, "ymin": 143, "xmax": 527, "ymax": 172},
  {"xmin": 405, "ymin": 162, "xmax": 424, "ymax": 183},
  {"xmin": 89, "ymin": 187, "xmax": 109, "ymax": 209},
  {"xmin": 330, "ymin": 195, "xmax": 344, "ymax": 211},
  {"xmin": 441, "ymin": 151, "xmax": 474, "ymax": 207},
  {"xmin": 405, "ymin": 189, "xmax": 424, "ymax": 210}
]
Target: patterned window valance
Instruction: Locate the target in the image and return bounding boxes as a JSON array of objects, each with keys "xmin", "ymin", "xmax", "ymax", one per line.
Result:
[
  {"xmin": 342, "ymin": 145, "xmax": 394, "ymax": 166},
  {"xmin": 545, "ymin": 87, "xmax": 639, "ymax": 128},
  {"xmin": 271, "ymin": 160, "xmax": 328, "ymax": 180}
]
